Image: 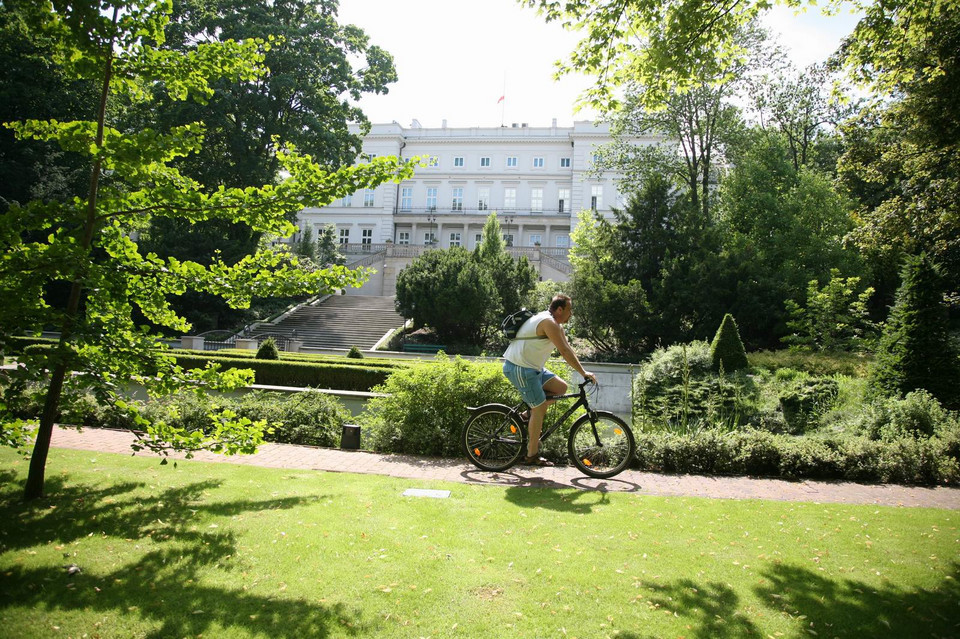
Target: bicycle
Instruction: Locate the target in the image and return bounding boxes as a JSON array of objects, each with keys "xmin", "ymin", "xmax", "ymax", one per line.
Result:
[{"xmin": 462, "ymin": 380, "xmax": 635, "ymax": 479}]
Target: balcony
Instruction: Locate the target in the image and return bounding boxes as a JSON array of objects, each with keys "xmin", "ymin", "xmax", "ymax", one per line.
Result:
[{"xmin": 393, "ymin": 206, "xmax": 571, "ymax": 218}]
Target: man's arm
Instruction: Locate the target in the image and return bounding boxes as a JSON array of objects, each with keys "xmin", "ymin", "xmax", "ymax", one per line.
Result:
[{"xmin": 540, "ymin": 319, "xmax": 597, "ymax": 384}]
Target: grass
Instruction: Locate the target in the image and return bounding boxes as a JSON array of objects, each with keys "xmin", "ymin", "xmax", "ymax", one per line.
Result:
[{"xmin": 1, "ymin": 448, "xmax": 957, "ymax": 639}]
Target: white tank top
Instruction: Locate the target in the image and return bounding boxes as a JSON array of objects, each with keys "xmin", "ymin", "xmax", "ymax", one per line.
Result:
[{"xmin": 503, "ymin": 311, "xmax": 556, "ymax": 371}]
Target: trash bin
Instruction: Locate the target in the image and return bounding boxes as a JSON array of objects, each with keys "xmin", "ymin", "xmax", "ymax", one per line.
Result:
[{"xmin": 340, "ymin": 424, "xmax": 361, "ymax": 450}]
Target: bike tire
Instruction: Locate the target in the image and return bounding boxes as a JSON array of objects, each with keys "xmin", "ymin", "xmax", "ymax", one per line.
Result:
[
  {"xmin": 462, "ymin": 406, "xmax": 526, "ymax": 472},
  {"xmin": 568, "ymin": 411, "xmax": 635, "ymax": 479}
]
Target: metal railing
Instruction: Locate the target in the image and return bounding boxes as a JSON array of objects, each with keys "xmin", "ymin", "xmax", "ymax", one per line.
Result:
[{"xmin": 392, "ymin": 206, "xmax": 573, "ymax": 217}]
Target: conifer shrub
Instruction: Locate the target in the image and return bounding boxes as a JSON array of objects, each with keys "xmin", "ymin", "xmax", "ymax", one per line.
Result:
[
  {"xmin": 346, "ymin": 345, "xmax": 364, "ymax": 359},
  {"xmin": 870, "ymin": 254, "xmax": 960, "ymax": 409},
  {"xmin": 710, "ymin": 313, "xmax": 749, "ymax": 372},
  {"xmin": 256, "ymin": 337, "xmax": 280, "ymax": 360}
]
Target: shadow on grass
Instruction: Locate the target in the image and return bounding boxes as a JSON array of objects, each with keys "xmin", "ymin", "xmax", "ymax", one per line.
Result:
[
  {"xmin": 754, "ymin": 561, "xmax": 960, "ymax": 637},
  {"xmin": 631, "ymin": 561, "xmax": 960, "ymax": 639},
  {"xmin": 0, "ymin": 467, "xmax": 372, "ymax": 637},
  {"xmin": 503, "ymin": 484, "xmax": 611, "ymax": 514}
]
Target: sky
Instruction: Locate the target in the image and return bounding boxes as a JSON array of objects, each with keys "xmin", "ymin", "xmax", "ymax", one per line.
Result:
[{"xmin": 336, "ymin": 0, "xmax": 864, "ymax": 129}]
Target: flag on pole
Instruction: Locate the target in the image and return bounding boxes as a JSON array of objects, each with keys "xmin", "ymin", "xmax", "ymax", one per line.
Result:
[{"xmin": 497, "ymin": 95, "xmax": 504, "ymax": 104}]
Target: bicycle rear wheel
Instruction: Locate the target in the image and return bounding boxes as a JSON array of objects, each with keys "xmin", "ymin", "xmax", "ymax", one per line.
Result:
[
  {"xmin": 568, "ymin": 411, "xmax": 635, "ymax": 479},
  {"xmin": 463, "ymin": 406, "xmax": 525, "ymax": 472}
]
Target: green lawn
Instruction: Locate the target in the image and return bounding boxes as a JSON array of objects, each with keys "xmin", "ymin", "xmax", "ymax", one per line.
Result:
[{"xmin": 1, "ymin": 448, "xmax": 957, "ymax": 638}]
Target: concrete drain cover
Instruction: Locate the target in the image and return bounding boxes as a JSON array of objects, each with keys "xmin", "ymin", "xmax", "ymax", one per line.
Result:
[{"xmin": 402, "ymin": 488, "xmax": 450, "ymax": 499}]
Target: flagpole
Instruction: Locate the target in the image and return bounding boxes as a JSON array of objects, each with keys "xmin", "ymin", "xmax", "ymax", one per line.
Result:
[{"xmin": 500, "ymin": 73, "xmax": 506, "ymax": 127}]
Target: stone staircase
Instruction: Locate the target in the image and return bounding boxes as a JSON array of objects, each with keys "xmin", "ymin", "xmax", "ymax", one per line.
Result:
[{"xmin": 248, "ymin": 295, "xmax": 404, "ymax": 350}]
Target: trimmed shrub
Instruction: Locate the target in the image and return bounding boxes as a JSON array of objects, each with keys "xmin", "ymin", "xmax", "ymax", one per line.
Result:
[
  {"xmin": 256, "ymin": 338, "xmax": 280, "ymax": 360},
  {"xmin": 346, "ymin": 346, "xmax": 364, "ymax": 359},
  {"xmin": 710, "ymin": 314, "xmax": 749, "ymax": 372},
  {"xmin": 2, "ymin": 335, "xmax": 58, "ymax": 355},
  {"xmin": 234, "ymin": 391, "xmax": 349, "ymax": 447},
  {"xmin": 173, "ymin": 353, "xmax": 392, "ymax": 391},
  {"xmin": 630, "ymin": 427, "xmax": 959, "ymax": 485},
  {"xmin": 748, "ymin": 350, "xmax": 872, "ymax": 378},
  {"xmin": 183, "ymin": 348, "xmax": 410, "ymax": 371}
]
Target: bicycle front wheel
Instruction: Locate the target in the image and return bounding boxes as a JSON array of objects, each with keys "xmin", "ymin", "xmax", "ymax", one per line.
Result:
[
  {"xmin": 462, "ymin": 406, "xmax": 525, "ymax": 472},
  {"xmin": 568, "ymin": 411, "xmax": 635, "ymax": 479}
]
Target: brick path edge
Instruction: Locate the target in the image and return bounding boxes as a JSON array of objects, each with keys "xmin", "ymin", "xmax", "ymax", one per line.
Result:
[{"xmin": 43, "ymin": 426, "xmax": 960, "ymax": 510}]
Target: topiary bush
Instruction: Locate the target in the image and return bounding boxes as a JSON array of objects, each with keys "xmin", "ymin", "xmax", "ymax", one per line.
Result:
[
  {"xmin": 256, "ymin": 337, "xmax": 280, "ymax": 360},
  {"xmin": 710, "ymin": 313, "xmax": 749, "ymax": 372},
  {"xmin": 346, "ymin": 345, "xmax": 364, "ymax": 359}
]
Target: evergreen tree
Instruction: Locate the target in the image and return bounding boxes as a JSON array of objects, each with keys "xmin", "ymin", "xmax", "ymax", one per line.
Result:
[
  {"xmin": 474, "ymin": 212, "xmax": 536, "ymax": 318},
  {"xmin": 293, "ymin": 226, "xmax": 315, "ymax": 260},
  {"xmin": 710, "ymin": 314, "xmax": 749, "ymax": 372},
  {"xmin": 870, "ymin": 254, "xmax": 960, "ymax": 409},
  {"xmin": 315, "ymin": 223, "xmax": 345, "ymax": 267}
]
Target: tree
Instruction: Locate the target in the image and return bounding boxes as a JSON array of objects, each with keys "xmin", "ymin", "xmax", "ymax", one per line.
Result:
[
  {"xmin": 395, "ymin": 248, "xmax": 498, "ymax": 344},
  {"xmin": 784, "ymin": 270, "xmax": 875, "ymax": 352},
  {"xmin": 870, "ymin": 254, "xmax": 960, "ymax": 409},
  {"xmin": 474, "ymin": 213, "xmax": 537, "ymax": 320},
  {"xmin": 129, "ymin": 0, "xmax": 396, "ymax": 332},
  {"xmin": 314, "ymin": 223, "xmax": 344, "ymax": 267},
  {"xmin": 293, "ymin": 225, "xmax": 315, "ymax": 260},
  {"xmin": 0, "ymin": 1, "xmax": 97, "ymax": 212},
  {"xmin": 601, "ymin": 83, "xmax": 743, "ymax": 221},
  {"xmin": 523, "ymin": 0, "xmax": 950, "ymax": 110},
  {"xmin": 151, "ymin": 0, "xmax": 397, "ymax": 188},
  {"xmin": 594, "ymin": 20, "xmax": 769, "ymax": 222},
  {"xmin": 0, "ymin": 0, "xmax": 415, "ymax": 499},
  {"xmin": 748, "ymin": 63, "xmax": 856, "ymax": 173},
  {"xmin": 717, "ymin": 133, "xmax": 863, "ymax": 345},
  {"xmin": 569, "ymin": 170, "xmax": 727, "ymax": 357},
  {"xmin": 837, "ymin": 3, "xmax": 960, "ymax": 299}
]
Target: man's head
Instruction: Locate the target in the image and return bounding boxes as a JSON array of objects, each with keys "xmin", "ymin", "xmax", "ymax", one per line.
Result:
[{"xmin": 549, "ymin": 294, "xmax": 573, "ymax": 324}]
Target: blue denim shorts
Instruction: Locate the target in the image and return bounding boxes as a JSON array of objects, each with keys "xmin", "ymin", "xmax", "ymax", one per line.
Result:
[{"xmin": 503, "ymin": 361, "xmax": 557, "ymax": 407}]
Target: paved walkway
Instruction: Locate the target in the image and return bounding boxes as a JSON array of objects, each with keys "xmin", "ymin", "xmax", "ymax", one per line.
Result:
[{"xmin": 50, "ymin": 426, "xmax": 960, "ymax": 509}]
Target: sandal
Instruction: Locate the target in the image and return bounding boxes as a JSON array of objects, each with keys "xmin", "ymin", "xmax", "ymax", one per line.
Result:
[{"xmin": 521, "ymin": 455, "xmax": 555, "ymax": 467}]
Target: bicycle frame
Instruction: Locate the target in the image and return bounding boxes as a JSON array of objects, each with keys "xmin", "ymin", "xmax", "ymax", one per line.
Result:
[{"xmin": 509, "ymin": 381, "xmax": 596, "ymax": 445}]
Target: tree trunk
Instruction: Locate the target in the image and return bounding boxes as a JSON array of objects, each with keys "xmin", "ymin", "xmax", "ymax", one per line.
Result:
[{"xmin": 23, "ymin": 10, "xmax": 116, "ymax": 500}]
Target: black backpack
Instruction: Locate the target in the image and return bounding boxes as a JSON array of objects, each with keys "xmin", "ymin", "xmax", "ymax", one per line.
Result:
[{"xmin": 500, "ymin": 308, "xmax": 547, "ymax": 341}]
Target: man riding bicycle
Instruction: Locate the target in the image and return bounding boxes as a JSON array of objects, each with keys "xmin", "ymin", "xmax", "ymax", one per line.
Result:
[{"xmin": 502, "ymin": 294, "xmax": 597, "ymax": 466}]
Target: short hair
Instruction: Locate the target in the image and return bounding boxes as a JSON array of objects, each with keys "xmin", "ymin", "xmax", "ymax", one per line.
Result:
[{"xmin": 549, "ymin": 294, "xmax": 571, "ymax": 314}]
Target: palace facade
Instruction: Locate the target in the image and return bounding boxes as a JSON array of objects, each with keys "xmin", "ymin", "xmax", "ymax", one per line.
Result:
[{"xmin": 297, "ymin": 119, "xmax": 657, "ymax": 294}]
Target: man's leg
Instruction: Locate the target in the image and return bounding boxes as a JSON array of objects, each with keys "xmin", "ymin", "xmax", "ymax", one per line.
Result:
[
  {"xmin": 527, "ymin": 401, "xmax": 548, "ymax": 458},
  {"xmin": 527, "ymin": 376, "xmax": 568, "ymax": 458}
]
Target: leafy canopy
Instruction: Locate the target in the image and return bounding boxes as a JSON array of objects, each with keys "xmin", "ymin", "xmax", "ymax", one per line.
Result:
[{"xmin": 0, "ymin": 0, "xmax": 415, "ymax": 499}]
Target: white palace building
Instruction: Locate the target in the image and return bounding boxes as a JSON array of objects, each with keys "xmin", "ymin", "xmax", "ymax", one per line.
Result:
[{"xmin": 297, "ymin": 119, "xmax": 657, "ymax": 296}]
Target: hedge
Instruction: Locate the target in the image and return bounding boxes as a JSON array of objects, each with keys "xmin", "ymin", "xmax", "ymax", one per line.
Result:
[
  {"xmin": 2, "ymin": 335, "xmax": 58, "ymax": 354},
  {"xmin": 173, "ymin": 353, "xmax": 391, "ymax": 391},
  {"xmin": 14, "ymin": 344, "xmax": 401, "ymax": 392},
  {"xmin": 631, "ymin": 428, "xmax": 960, "ymax": 485},
  {"xmin": 173, "ymin": 348, "xmax": 411, "ymax": 371}
]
